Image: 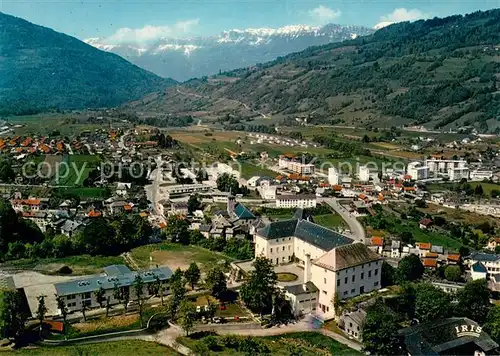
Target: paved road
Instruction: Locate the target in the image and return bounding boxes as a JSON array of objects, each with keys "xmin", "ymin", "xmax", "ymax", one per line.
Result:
[{"xmin": 320, "ymin": 198, "xmax": 366, "ymax": 242}]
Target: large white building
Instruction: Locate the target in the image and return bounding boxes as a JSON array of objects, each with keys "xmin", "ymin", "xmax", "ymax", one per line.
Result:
[
  {"xmin": 358, "ymin": 166, "xmax": 370, "ymax": 182},
  {"xmin": 425, "ymin": 158, "xmax": 467, "ymax": 176},
  {"xmin": 275, "ymin": 195, "xmax": 317, "ymax": 209},
  {"xmin": 278, "ymin": 156, "xmax": 315, "ymax": 175},
  {"xmin": 448, "ymin": 167, "xmax": 470, "ymax": 181},
  {"xmin": 54, "ymin": 265, "xmax": 171, "ymax": 314},
  {"xmin": 407, "ymin": 162, "xmax": 430, "ymax": 181},
  {"xmin": 254, "ymin": 217, "xmax": 381, "ymax": 319},
  {"xmin": 328, "ymin": 168, "xmax": 339, "ymax": 185},
  {"xmin": 469, "ymin": 170, "xmax": 493, "ymax": 181}
]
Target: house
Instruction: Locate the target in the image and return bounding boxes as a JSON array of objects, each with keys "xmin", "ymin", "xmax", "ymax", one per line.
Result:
[
  {"xmin": 108, "ymin": 201, "xmax": 130, "ymax": 215},
  {"xmin": 282, "ymin": 282, "xmax": 318, "ymax": 317},
  {"xmin": 116, "ymin": 182, "xmax": 132, "ymax": 197},
  {"xmin": 340, "ymin": 309, "xmax": 367, "ymax": 341},
  {"xmin": 22, "ymin": 211, "xmax": 49, "ymax": 232},
  {"xmin": 369, "ymin": 237, "xmax": 384, "ymax": 254},
  {"xmin": 487, "ymin": 238, "xmax": 500, "ymax": 251},
  {"xmin": 423, "ymin": 258, "xmax": 438, "ymax": 269},
  {"xmin": 470, "ymin": 262, "xmax": 488, "ymax": 280},
  {"xmin": 60, "ymin": 220, "xmax": 83, "ymax": 237},
  {"xmin": 170, "ymin": 202, "xmax": 189, "ymax": 216},
  {"xmin": 419, "ymin": 218, "xmax": 433, "ymax": 230},
  {"xmin": 10, "ymin": 198, "xmax": 49, "ymax": 212},
  {"xmin": 465, "ymin": 252, "xmax": 500, "ymax": 275},
  {"xmin": 416, "ymin": 242, "xmax": 432, "ymax": 257},
  {"xmin": 275, "ymin": 195, "xmax": 317, "ymax": 209},
  {"xmin": 54, "ymin": 265, "xmax": 172, "ymax": 314},
  {"xmin": 391, "ymin": 240, "xmax": 401, "ymax": 258}
]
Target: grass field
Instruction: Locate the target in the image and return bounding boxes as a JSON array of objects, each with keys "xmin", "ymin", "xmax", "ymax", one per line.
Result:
[
  {"xmin": 10, "ymin": 340, "xmax": 179, "ymax": 355},
  {"xmin": 239, "ymin": 161, "xmax": 277, "ymax": 179},
  {"xmin": 53, "ymin": 187, "xmax": 110, "ymax": 199},
  {"xmin": 54, "ymin": 154, "xmax": 101, "ymax": 186},
  {"xmin": 1, "ymin": 255, "xmax": 126, "ymax": 275},
  {"xmin": 131, "ymin": 242, "xmax": 233, "ymax": 271},
  {"xmin": 313, "ymin": 214, "xmax": 347, "ymax": 229},
  {"xmin": 178, "ymin": 331, "xmax": 361, "ymax": 355}
]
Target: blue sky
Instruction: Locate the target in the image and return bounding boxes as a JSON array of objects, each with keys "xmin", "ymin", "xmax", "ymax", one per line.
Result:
[{"xmin": 1, "ymin": 0, "xmax": 498, "ymax": 43}]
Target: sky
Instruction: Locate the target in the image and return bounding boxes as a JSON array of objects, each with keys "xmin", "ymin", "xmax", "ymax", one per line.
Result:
[{"xmin": 1, "ymin": 0, "xmax": 498, "ymax": 44}]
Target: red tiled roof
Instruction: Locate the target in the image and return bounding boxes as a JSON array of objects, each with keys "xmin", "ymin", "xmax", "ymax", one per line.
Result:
[
  {"xmin": 371, "ymin": 237, "xmax": 384, "ymax": 246},
  {"xmin": 417, "ymin": 242, "xmax": 431, "ymax": 250},
  {"xmin": 447, "ymin": 254, "xmax": 460, "ymax": 262},
  {"xmin": 87, "ymin": 210, "xmax": 102, "ymax": 218},
  {"xmin": 423, "ymin": 258, "xmax": 437, "ymax": 268},
  {"xmin": 426, "ymin": 252, "xmax": 438, "ymax": 258}
]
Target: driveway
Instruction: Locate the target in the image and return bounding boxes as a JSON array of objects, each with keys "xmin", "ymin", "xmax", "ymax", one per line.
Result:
[{"xmin": 319, "ymin": 198, "xmax": 366, "ymax": 242}]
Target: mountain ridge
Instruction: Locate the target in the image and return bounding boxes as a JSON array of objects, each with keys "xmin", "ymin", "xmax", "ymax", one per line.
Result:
[
  {"xmin": 85, "ymin": 23, "xmax": 374, "ymax": 80},
  {"xmin": 0, "ymin": 12, "xmax": 176, "ymax": 115}
]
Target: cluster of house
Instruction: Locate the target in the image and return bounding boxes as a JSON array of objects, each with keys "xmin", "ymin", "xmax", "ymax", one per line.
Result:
[
  {"xmin": 246, "ymin": 133, "xmax": 319, "ymax": 149},
  {"xmin": 366, "ymin": 237, "xmax": 460, "ymax": 269},
  {"xmin": 9, "ymin": 185, "xmax": 144, "ymax": 235}
]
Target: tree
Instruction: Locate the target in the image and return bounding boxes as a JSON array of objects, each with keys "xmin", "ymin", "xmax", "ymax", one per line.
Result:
[
  {"xmin": 187, "ymin": 194, "xmax": 201, "ymax": 214},
  {"xmin": 240, "ymin": 257, "xmax": 277, "ymax": 315},
  {"xmin": 133, "ymin": 275, "xmax": 145, "ymax": 327},
  {"xmin": 397, "ymin": 254, "xmax": 424, "ymax": 282},
  {"xmin": 216, "ymin": 173, "xmax": 240, "ymax": 193},
  {"xmin": 206, "ymin": 297, "xmax": 218, "ymax": 322},
  {"xmin": 113, "ymin": 282, "xmax": 123, "ymax": 309},
  {"xmin": 204, "ymin": 266, "xmax": 227, "ymax": 299},
  {"xmin": 381, "ymin": 261, "xmax": 395, "ymax": 287},
  {"xmin": 455, "ymin": 279, "xmax": 491, "ymax": 324},
  {"xmin": 81, "ymin": 302, "xmax": 88, "ymax": 322},
  {"xmin": 414, "ymin": 283, "xmax": 451, "ymax": 323},
  {"xmin": 270, "ymin": 289, "xmax": 294, "ymax": 326},
  {"xmin": 0, "ymin": 290, "xmax": 28, "ymax": 342},
  {"xmin": 484, "ymin": 305, "xmax": 500, "ymax": 343},
  {"xmin": 177, "ymin": 300, "xmax": 196, "ymax": 336},
  {"xmin": 153, "ymin": 274, "xmax": 165, "ymax": 306},
  {"xmin": 185, "ymin": 262, "xmax": 201, "ymax": 290},
  {"xmin": 36, "ymin": 295, "xmax": 47, "ymax": 339},
  {"xmin": 362, "ymin": 299, "xmax": 402, "ymax": 355},
  {"xmin": 55, "ymin": 294, "xmax": 68, "ymax": 338},
  {"xmin": 105, "ymin": 296, "xmax": 112, "ymax": 317},
  {"xmin": 444, "ymin": 265, "xmax": 462, "ymax": 282},
  {"xmin": 167, "ymin": 278, "xmax": 186, "ymax": 320},
  {"xmin": 165, "ymin": 215, "xmax": 189, "ymax": 244},
  {"xmin": 0, "ymin": 160, "xmax": 15, "ymax": 183},
  {"xmin": 94, "ymin": 287, "xmax": 106, "ymax": 309}
]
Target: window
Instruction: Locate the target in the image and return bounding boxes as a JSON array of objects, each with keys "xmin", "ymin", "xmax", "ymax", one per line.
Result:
[
  {"xmin": 282, "ymin": 246, "xmax": 285, "ymax": 251},
  {"xmin": 351, "ymin": 288, "xmax": 355, "ymax": 294},
  {"xmin": 343, "ymin": 291, "xmax": 348, "ymax": 296},
  {"xmin": 352, "ymin": 275, "xmax": 355, "ymax": 282},
  {"xmin": 282, "ymin": 257, "xmax": 285, "ymax": 262},
  {"xmin": 361, "ymin": 272, "xmax": 364, "ymax": 280},
  {"xmin": 83, "ymin": 300, "xmax": 91, "ymax": 307},
  {"xmin": 67, "ymin": 295, "xmax": 76, "ymax": 300},
  {"xmin": 288, "ymin": 246, "xmax": 291, "ymax": 250},
  {"xmin": 324, "ymin": 278, "xmax": 327, "ymax": 284},
  {"xmin": 368, "ymin": 270, "xmax": 372, "ymax": 278},
  {"xmin": 270, "ymin": 248, "xmax": 273, "ymax": 253},
  {"xmin": 82, "ymin": 292, "xmax": 91, "ymax": 299},
  {"xmin": 326, "ymin": 306, "xmax": 330, "ymax": 312},
  {"xmin": 322, "ymin": 290, "xmax": 327, "ymax": 295},
  {"xmin": 349, "ymin": 322, "xmax": 353, "ymax": 327},
  {"xmin": 337, "ymin": 279, "xmax": 340, "ymax": 286},
  {"xmin": 374, "ymin": 281, "xmax": 379, "ymax": 286},
  {"xmin": 344, "ymin": 277, "xmax": 348, "ymax": 284},
  {"xmin": 374, "ymin": 269, "xmax": 378, "ymax": 276}
]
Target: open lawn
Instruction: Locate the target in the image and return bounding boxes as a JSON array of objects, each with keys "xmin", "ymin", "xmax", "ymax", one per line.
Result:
[
  {"xmin": 8, "ymin": 340, "xmax": 179, "ymax": 355},
  {"xmin": 427, "ymin": 182, "xmax": 500, "ymax": 197},
  {"xmin": 313, "ymin": 214, "xmax": 346, "ymax": 229},
  {"xmin": 54, "ymin": 154, "xmax": 101, "ymax": 186},
  {"xmin": 53, "ymin": 187, "xmax": 110, "ymax": 199},
  {"xmin": 131, "ymin": 242, "xmax": 233, "ymax": 271},
  {"xmin": 178, "ymin": 331, "xmax": 361, "ymax": 355},
  {"xmin": 1, "ymin": 255, "xmax": 126, "ymax": 276},
  {"xmin": 239, "ymin": 161, "xmax": 277, "ymax": 179}
]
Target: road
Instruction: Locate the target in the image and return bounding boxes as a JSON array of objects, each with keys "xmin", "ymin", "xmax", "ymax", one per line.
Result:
[
  {"xmin": 144, "ymin": 156, "xmax": 166, "ymax": 217},
  {"xmin": 320, "ymin": 198, "xmax": 366, "ymax": 242}
]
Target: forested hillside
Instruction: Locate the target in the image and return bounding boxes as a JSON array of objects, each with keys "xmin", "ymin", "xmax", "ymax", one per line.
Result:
[
  {"xmin": 145, "ymin": 9, "xmax": 500, "ymax": 132},
  {"xmin": 0, "ymin": 12, "xmax": 176, "ymax": 115}
]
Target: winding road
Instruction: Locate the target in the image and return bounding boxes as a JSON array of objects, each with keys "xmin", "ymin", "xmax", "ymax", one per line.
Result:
[{"xmin": 319, "ymin": 197, "xmax": 366, "ymax": 242}]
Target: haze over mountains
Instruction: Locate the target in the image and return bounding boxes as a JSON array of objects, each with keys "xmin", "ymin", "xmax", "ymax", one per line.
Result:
[
  {"xmin": 85, "ymin": 24, "xmax": 374, "ymax": 81},
  {"xmin": 0, "ymin": 12, "xmax": 175, "ymax": 116}
]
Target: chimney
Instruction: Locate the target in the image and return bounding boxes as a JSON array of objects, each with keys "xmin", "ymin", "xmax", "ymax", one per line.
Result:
[{"xmin": 304, "ymin": 253, "xmax": 311, "ymax": 283}]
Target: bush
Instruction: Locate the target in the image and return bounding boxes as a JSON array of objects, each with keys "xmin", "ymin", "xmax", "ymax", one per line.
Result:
[{"xmin": 203, "ymin": 335, "xmax": 221, "ymax": 351}]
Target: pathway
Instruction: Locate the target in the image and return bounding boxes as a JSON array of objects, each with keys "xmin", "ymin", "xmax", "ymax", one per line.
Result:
[{"xmin": 319, "ymin": 198, "xmax": 366, "ymax": 242}]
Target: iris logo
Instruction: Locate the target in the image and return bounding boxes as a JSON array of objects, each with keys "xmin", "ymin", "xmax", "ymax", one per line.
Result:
[{"xmin": 455, "ymin": 324, "xmax": 482, "ymax": 338}]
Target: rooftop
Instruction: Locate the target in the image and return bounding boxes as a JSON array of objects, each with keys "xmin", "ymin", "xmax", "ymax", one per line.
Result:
[
  {"xmin": 314, "ymin": 243, "xmax": 381, "ymax": 272},
  {"xmin": 257, "ymin": 219, "xmax": 353, "ymax": 252},
  {"xmin": 233, "ymin": 202, "xmax": 255, "ymax": 220},
  {"xmin": 469, "ymin": 252, "xmax": 500, "ymax": 262},
  {"xmin": 284, "ymin": 281, "xmax": 318, "ymax": 296}
]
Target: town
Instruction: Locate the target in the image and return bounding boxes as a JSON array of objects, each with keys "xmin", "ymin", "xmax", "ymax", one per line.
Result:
[{"xmin": 0, "ymin": 115, "xmax": 497, "ymax": 355}]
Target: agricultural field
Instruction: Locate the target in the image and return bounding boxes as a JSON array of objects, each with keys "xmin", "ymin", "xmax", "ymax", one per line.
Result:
[
  {"xmin": 10, "ymin": 340, "xmax": 179, "ymax": 355},
  {"xmin": 130, "ymin": 242, "xmax": 233, "ymax": 271},
  {"xmin": 178, "ymin": 331, "xmax": 361, "ymax": 355},
  {"xmin": 54, "ymin": 154, "xmax": 101, "ymax": 186},
  {"xmin": 239, "ymin": 161, "xmax": 277, "ymax": 179},
  {"xmin": 53, "ymin": 187, "xmax": 111, "ymax": 199}
]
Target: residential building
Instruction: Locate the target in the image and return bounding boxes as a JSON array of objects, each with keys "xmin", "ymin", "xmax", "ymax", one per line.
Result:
[
  {"xmin": 448, "ymin": 166, "xmax": 470, "ymax": 181},
  {"xmin": 311, "ymin": 243, "xmax": 382, "ymax": 318},
  {"xmin": 278, "ymin": 155, "xmax": 315, "ymax": 175},
  {"xmin": 469, "ymin": 170, "xmax": 494, "ymax": 181},
  {"xmin": 275, "ymin": 195, "xmax": 317, "ymax": 209},
  {"xmin": 282, "ymin": 282, "xmax": 318, "ymax": 317},
  {"xmin": 54, "ymin": 265, "xmax": 172, "ymax": 314},
  {"xmin": 340, "ymin": 309, "xmax": 367, "ymax": 341},
  {"xmin": 425, "ymin": 158, "xmax": 467, "ymax": 176},
  {"xmin": 258, "ymin": 185, "xmax": 276, "ymax": 200},
  {"xmin": 328, "ymin": 168, "xmax": 339, "ymax": 185},
  {"xmin": 254, "ymin": 219, "xmax": 353, "ymax": 266},
  {"xmin": 407, "ymin": 162, "xmax": 429, "ymax": 181},
  {"xmin": 10, "ymin": 198, "xmax": 49, "ymax": 212},
  {"xmin": 22, "ymin": 211, "xmax": 49, "ymax": 232},
  {"xmin": 465, "ymin": 252, "xmax": 500, "ymax": 275},
  {"xmin": 164, "ymin": 184, "xmax": 211, "ymax": 198},
  {"xmin": 358, "ymin": 166, "xmax": 370, "ymax": 182}
]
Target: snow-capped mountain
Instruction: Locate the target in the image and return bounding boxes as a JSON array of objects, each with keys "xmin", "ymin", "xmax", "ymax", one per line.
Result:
[{"xmin": 85, "ymin": 24, "xmax": 373, "ymax": 81}]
